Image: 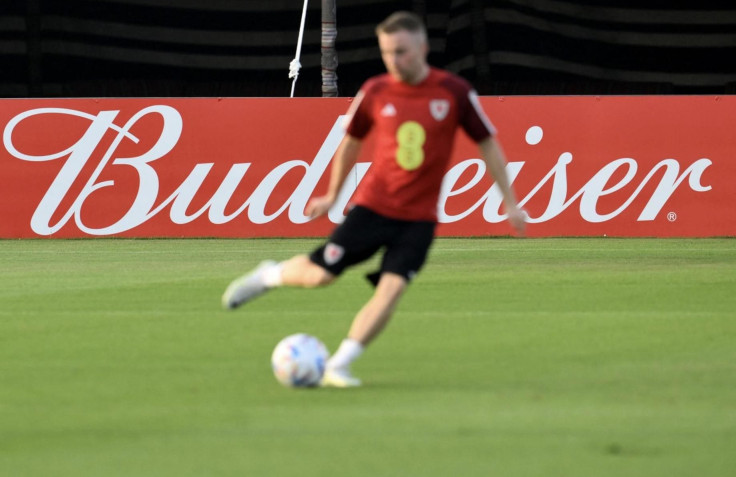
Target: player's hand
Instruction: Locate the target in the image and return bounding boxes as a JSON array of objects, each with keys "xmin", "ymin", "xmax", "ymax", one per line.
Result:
[
  {"xmin": 305, "ymin": 196, "xmax": 335, "ymax": 219},
  {"xmin": 507, "ymin": 207, "xmax": 528, "ymax": 237}
]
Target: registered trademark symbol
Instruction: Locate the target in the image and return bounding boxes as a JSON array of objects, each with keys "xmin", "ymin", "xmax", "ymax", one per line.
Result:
[{"xmin": 667, "ymin": 212, "xmax": 678, "ymax": 222}]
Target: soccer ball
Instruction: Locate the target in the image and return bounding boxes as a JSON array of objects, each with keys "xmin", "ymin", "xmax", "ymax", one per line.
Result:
[{"xmin": 271, "ymin": 333, "xmax": 329, "ymax": 387}]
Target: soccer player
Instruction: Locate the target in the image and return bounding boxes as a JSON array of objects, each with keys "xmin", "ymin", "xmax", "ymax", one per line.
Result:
[{"xmin": 223, "ymin": 11, "xmax": 526, "ymax": 387}]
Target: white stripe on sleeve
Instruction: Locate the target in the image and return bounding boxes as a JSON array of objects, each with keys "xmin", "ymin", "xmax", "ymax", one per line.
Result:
[
  {"xmin": 341, "ymin": 89, "xmax": 366, "ymax": 131},
  {"xmin": 468, "ymin": 90, "xmax": 497, "ymax": 136}
]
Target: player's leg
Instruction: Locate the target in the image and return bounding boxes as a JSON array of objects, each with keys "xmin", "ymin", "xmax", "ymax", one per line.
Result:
[
  {"xmin": 321, "ymin": 273, "xmax": 406, "ymax": 388},
  {"xmin": 351, "ymin": 218, "xmax": 434, "ymax": 347},
  {"xmin": 321, "ymin": 218, "xmax": 435, "ymax": 387},
  {"xmin": 221, "ymin": 255, "xmax": 336, "ymax": 310},
  {"xmin": 222, "ymin": 206, "xmax": 380, "ymax": 310},
  {"xmin": 280, "ymin": 254, "xmax": 336, "ymax": 287},
  {"xmin": 348, "ymin": 272, "xmax": 407, "ymax": 345}
]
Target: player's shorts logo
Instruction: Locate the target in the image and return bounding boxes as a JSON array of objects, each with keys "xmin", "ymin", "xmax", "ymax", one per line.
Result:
[
  {"xmin": 430, "ymin": 99, "xmax": 450, "ymax": 121},
  {"xmin": 324, "ymin": 242, "xmax": 345, "ymax": 266}
]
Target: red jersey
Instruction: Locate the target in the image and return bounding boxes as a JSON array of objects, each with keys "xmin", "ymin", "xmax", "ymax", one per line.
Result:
[{"xmin": 344, "ymin": 67, "xmax": 496, "ymax": 222}]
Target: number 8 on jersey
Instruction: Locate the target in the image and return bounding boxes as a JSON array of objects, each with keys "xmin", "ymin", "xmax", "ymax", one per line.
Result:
[{"xmin": 396, "ymin": 121, "xmax": 426, "ymax": 171}]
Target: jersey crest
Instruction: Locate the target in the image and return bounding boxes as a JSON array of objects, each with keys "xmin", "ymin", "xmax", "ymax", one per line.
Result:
[{"xmin": 429, "ymin": 99, "xmax": 450, "ymax": 121}]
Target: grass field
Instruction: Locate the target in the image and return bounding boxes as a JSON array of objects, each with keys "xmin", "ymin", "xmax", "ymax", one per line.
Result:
[{"xmin": 1, "ymin": 238, "xmax": 735, "ymax": 477}]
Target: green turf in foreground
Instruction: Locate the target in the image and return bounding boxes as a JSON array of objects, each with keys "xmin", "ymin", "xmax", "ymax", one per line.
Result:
[{"xmin": 0, "ymin": 238, "xmax": 734, "ymax": 477}]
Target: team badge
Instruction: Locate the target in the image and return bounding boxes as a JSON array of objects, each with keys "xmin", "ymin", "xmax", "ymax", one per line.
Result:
[
  {"xmin": 429, "ymin": 99, "xmax": 450, "ymax": 121},
  {"xmin": 324, "ymin": 243, "xmax": 345, "ymax": 266}
]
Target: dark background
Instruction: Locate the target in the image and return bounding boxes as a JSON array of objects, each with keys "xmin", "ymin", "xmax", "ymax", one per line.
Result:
[{"xmin": 2, "ymin": 0, "xmax": 736, "ymax": 98}]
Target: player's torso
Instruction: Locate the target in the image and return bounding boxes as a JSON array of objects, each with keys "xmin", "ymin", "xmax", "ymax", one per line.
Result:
[
  {"xmin": 354, "ymin": 73, "xmax": 464, "ymax": 221},
  {"xmin": 369, "ymin": 80, "xmax": 460, "ymax": 172}
]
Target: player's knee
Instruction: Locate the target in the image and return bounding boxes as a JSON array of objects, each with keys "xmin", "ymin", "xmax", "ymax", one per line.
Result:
[
  {"xmin": 283, "ymin": 255, "xmax": 335, "ymax": 288},
  {"xmin": 303, "ymin": 264, "xmax": 335, "ymax": 288},
  {"xmin": 376, "ymin": 272, "xmax": 408, "ymax": 299}
]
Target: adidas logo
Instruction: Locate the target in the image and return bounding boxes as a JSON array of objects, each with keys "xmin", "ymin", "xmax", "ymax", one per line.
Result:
[{"xmin": 380, "ymin": 103, "xmax": 397, "ymax": 117}]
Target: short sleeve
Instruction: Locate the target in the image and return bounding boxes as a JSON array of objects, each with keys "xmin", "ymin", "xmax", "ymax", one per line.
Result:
[
  {"xmin": 343, "ymin": 84, "xmax": 374, "ymax": 139},
  {"xmin": 460, "ymin": 89, "xmax": 496, "ymax": 142},
  {"xmin": 441, "ymin": 72, "xmax": 496, "ymax": 142}
]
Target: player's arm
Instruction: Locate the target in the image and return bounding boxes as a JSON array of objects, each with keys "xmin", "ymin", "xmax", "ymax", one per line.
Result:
[
  {"xmin": 478, "ymin": 136, "xmax": 527, "ymax": 235},
  {"xmin": 306, "ymin": 134, "xmax": 363, "ymax": 218}
]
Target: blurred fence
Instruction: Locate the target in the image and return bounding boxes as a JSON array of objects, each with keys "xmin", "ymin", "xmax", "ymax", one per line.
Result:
[{"xmin": 2, "ymin": 0, "xmax": 736, "ymax": 97}]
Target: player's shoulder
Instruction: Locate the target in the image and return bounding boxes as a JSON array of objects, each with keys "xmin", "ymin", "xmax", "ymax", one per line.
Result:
[
  {"xmin": 432, "ymin": 68, "xmax": 474, "ymax": 98},
  {"xmin": 359, "ymin": 73, "xmax": 392, "ymax": 96}
]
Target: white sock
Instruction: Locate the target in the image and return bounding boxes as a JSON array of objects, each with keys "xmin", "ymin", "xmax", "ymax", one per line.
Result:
[
  {"xmin": 262, "ymin": 262, "xmax": 284, "ymax": 288},
  {"xmin": 327, "ymin": 338, "xmax": 364, "ymax": 371}
]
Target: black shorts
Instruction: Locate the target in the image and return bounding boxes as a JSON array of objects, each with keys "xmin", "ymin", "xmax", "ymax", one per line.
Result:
[{"xmin": 309, "ymin": 206, "xmax": 436, "ymax": 286}]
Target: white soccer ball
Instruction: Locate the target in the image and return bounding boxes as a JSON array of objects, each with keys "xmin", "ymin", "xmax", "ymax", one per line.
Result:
[{"xmin": 271, "ymin": 333, "xmax": 329, "ymax": 388}]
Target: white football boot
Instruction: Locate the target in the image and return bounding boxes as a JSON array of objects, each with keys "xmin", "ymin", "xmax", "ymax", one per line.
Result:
[
  {"xmin": 222, "ymin": 260, "xmax": 277, "ymax": 310},
  {"xmin": 320, "ymin": 367, "xmax": 362, "ymax": 388}
]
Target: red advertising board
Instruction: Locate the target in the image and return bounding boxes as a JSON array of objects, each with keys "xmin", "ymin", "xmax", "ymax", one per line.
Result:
[{"xmin": 1, "ymin": 96, "xmax": 734, "ymax": 238}]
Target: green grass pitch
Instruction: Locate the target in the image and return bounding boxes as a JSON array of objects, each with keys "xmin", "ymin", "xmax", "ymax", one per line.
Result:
[{"xmin": 1, "ymin": 237, "xmax": 735, "ymax": 476}]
